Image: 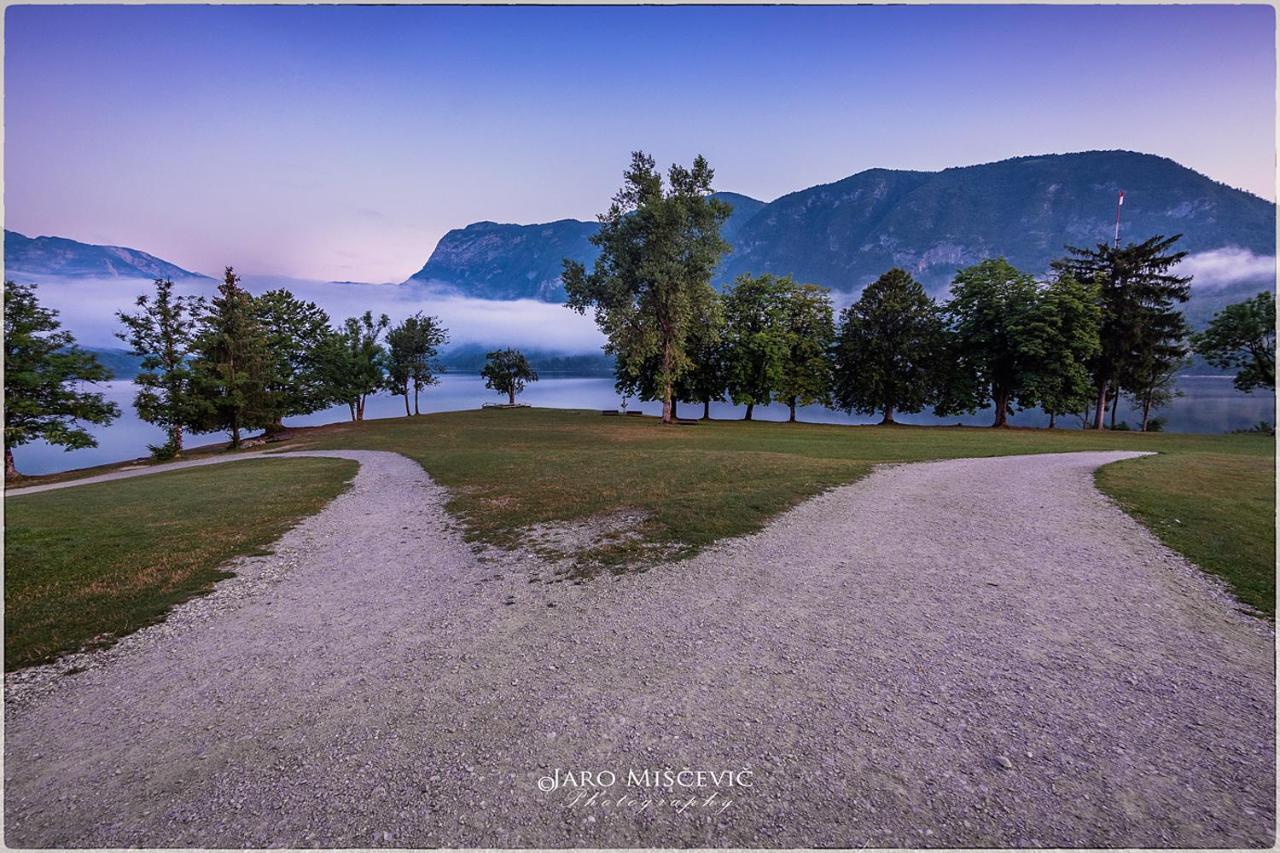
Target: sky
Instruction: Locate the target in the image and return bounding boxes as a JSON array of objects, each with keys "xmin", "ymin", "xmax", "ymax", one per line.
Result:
[{"xmin": 4, "ymin": 4, "xmax": 1276, "ymax": 283}]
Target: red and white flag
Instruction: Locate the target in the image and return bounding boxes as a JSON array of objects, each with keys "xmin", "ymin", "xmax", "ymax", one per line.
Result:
[{"xmin": 1118, "ymin": 190, "xmax": 1125, "ymax": 206}]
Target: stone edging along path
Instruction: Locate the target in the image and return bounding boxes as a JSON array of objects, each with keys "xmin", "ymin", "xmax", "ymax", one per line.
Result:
[{"xmin": 3, "ymin": 449, "xmax": 1274, "ymax": 848}]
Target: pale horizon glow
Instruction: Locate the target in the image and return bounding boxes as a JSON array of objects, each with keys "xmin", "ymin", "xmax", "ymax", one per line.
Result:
[{"xmin": 5, "ymin": 4, "xmax": 1276, "ymax": 282}]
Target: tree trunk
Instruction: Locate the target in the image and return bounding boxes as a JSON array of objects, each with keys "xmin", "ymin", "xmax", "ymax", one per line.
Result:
[
  {"xmin": 403, "ymin": 394, "xmax": 411, "ymax": 417},
  {"xmin": 414, "ymin": 387, "xmax": 421, "ymax": 416},
  {"xmin": 170, "ymin": 425, "xmax": 184, "ymax": 455},
  {"xmin": 231, "ymin": 422, "xmax": 241, "ymax": 449},
  {"xmin": 357, "ymin": 397, "xmax": 366, "ymax": 421},
  {"xmin": 1048, "ymin": 411, "xmax": 1057, "ymax": 430},
  {"xmin": 702, "ymin": 399, "xmax": 711, "ymax": 420},
  {"xmin": 1142, "ymin": 397, "xmax": 1152, "ymax": 432},
  {"xmin": 881, "ymin": 403, "xmax": 896, "ymax": 425},
  {"xmin": 672, "ymin": 399, "xmax": 679, "ymax": 421},
  {"xmin": 788, "ymin": 397, "xmax": 797, "ymax": 423},
  {"xmin": 1110, "ymin": 391, "xmax": 1119, "ymax": 430},
  {"xmin": 508, "ymin": 387, "xmax": 516, "ymax": 406},
  {"xmin": 5, "ymin": 446, "xmax": 19, "ymax": 483},
  {"xmin": 1092, "ymin": 381, "xmax": 1108, "ymax": 430},
  {"xmin": 992, "ymin": 389, "xmax": 1009, "ymax": 428},
  {"xmin": 660, "ymin": 342, "xmax": 675, "ymax": 424},
  {"xmin": 744, "ymin": 402, "xmax": 754, "ymax": 421},
  {"xmin": 349, "ymin": 402, "xmax": 357, "ymax": 422}
]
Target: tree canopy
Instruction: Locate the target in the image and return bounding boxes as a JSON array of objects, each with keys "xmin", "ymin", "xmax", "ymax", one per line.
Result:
[
  {"xmin": 832, "ymin": 268, "xmax": 943, "ymax": 424},
  {"xmin": 1192, "ymin": 291, "xmax": 1275, "ymax": 393},
  {"xmin": 1052, "ymin": 235, "xmax": 1191, "ymax": 428},
  {"xmin": 481, "ymin": 348, "xmax": 538, "ymax": 406},
  {"xmin": 5, "ymin": 281, "xmax": 119, "ymax": 479},
  {"xmin": 116, "ymin": 277, "xmax": 205, "ymax": 458},
  {"xmin": 564, "ymin": 151, "xmax": 730, "ymax": 424}
]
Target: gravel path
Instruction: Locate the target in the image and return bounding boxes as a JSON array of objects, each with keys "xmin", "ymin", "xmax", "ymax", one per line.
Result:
[{"xmin": 4, "ymin": 450, "xmax": 1273, "ymax": 848}]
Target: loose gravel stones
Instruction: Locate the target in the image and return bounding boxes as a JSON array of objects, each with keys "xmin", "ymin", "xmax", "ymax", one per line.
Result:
[{"xmin": 4, "ymin": 450, "xmax": 1274, "ymax": 847}]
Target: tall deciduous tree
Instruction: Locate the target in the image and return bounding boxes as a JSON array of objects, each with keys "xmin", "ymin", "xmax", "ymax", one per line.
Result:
[
  {"xmin": 723, "ymin": 273, "xmax": 793, "ymax": 420},
  {"xmin": 116, "ymin": 277, "xmax": 205, "ymax": 458},
  {"xmin": 481, "ymin": 348, "xmax": 538, "ymax": 406},
  {"xmin": 386, "ymin": 313, "xmax": 450, "ymax": 416},
  {"xmin": 316, "ymin": 311, "xmax": 390, "ymax": 422},
  {"xmin": 1023, "ymin": 275, "xmax": 1102, "ymax": 429},
  {"xmin": 832, "ymin": 268, "xmax": 943, "ymax": 425},
  {"xmin": 1192, "ymin": 291, "xmax": 1275, "ymax": 393},
  {"xmin": 945, "ymin": 259, "xmax": 1046, "ymax": 428},
  {"xmin": 253, "ymin": 289, "xmax": 333, "ymax": 434},
  {"xmin": 5, "ymin": 281, "xmax": 119, "ymax": 480},
  {"xmin": 778, "ymin": 284, "xmax": 835, "ymax": 422},
  {"xmin": 1052, "ymin": 235, "xmax": 1191, "ymax": 429},
  {"xmin": 189, "ymin": 267, "xmax": 271, "ymax": 447},
  {"xmin": 564, "ymin": 151, "xmax": 730, "ymax": 424}
]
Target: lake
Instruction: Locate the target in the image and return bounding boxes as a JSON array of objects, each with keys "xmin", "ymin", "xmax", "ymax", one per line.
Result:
[{"xmin": 11, "ymin": 373, "xmax": 1276, "ymax": 476}]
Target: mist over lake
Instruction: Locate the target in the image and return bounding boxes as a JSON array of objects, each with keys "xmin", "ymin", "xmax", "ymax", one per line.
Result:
[{"xmin": 13, "ymin": 374, "xmax": 1274, "ymax": 476}]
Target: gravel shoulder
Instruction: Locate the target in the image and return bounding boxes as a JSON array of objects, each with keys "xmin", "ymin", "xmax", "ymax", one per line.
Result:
[{"xmin": 4, "ymin": 449, "xmax": 1274, "ymax": 848}]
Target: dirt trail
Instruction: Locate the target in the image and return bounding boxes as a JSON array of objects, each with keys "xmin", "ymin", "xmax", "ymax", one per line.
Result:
[{"xmin": 4, "ymin": 450, "xmax": 1273, "ymax": 848}]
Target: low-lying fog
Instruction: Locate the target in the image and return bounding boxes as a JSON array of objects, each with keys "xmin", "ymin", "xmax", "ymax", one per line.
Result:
[{"xmin": 16, "ymin": 274, "xmax": 607, "ymax": 354}]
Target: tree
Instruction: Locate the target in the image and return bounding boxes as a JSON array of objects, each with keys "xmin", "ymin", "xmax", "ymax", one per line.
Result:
[
  {"xmin": 5, "ymin": 281, "xmax": 119, "ymax": 480},
  {"xmin": 723, "ymin": 273, "xmax": 793, "ymax": 420},
  {"xmin": 1125, "ymin": 351, "xmax": 1186, "ymax": 432},
  {"xmin": 832, "ymin": 268, "xmax": 943, "ymax": 425},
  {"xmin": 680, "ymin": 295, "xmax": 728, "ymax": 420},
  {"xmin": 945, "ymin": 259, "xmax": 1046, "ymax": 427},
  {"xmin": 253, "ymin": 289, "xmax": 333, "ymax": 434},
  {"xmin": 778, "ymin": 284, "xmax": 835, "ymax": 422},
  {"xmin": 1023, "ymin": 275, "xmax": 1102, "ymax": 429},
  {"xmin": 614, "ymin": 294, "xmax": 726, "ymax": 421},
  {"xmin": 1052, "ymin": 235, "xmax": 1191, "ymax": 429},
  {"xmin": 116, "ymin": 278, "xmax": 205, "ymax": 458},
  {"xmin": 1192, "ymin": 291, "xmax": 1275, "ymax": 393},
  {"xmin": 386, "ymin": 313, "xmax": 450, "ymax": 416},
  {"xmin": 189, "ymin": 267, "xmax": 271, "ymax": 447},
  {"xmin": 564, "ymin": 151, "xmax": 730, "ymax": 424},
  {"xmin": 481, "ymin": 348, "xmax": 538, "ymax": 405},
  {"xmin": 315, "ymin": 311, "xmax": 390, "ymax": 422}
]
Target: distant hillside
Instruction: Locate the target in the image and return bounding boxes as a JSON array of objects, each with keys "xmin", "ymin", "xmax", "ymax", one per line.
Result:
[
  {"xmin": 439, "ymin": 343, "xmax": 613, "ymax": 376},
  {"xmin": 79, "ymin": 347, "xmax": 145, "ymax": 380},
  {"xmin": 5, "ymin": 230, "xmax": 209, "ymax": 281},
  {"xmin": 405, "ymin": 151, "xmax": 1276, "ymax": 317},
  {"xmin": 406, "ymin": 191, "xmax": 764, "ymax": 301}
]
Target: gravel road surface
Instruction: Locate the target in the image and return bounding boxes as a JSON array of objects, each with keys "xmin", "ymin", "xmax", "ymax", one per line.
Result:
[{"xmin": 4, "ymin": 449, "xmax": 1273, "ymax": 847}]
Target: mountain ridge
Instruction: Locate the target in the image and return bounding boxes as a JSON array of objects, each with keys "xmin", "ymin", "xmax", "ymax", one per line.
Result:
[
  {"xmin": 408, "ymin": 150, "xmax": 1275, "ymax": 302},
  {"xmin": 4, "ymin": 230, "xmax": 210, "ymax": 281}
]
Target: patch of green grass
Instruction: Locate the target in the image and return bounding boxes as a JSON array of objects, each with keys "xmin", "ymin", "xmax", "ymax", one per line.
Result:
[
  {"xmin": 290, "ymin": 408, "xmax": 1274, "ymax": 609},
  {"xmin": 4, "ymin": 457, "xmax": 357, "ymax": 670},
  {"xmin": 1097, "ymin": 449, "xmax": 1275, "ymax": 615}
]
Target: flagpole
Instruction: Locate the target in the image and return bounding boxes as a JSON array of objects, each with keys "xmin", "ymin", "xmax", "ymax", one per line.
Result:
[{"xmin": 1114, "ymin": 190, "xmax": 1125, "ymax": 248}]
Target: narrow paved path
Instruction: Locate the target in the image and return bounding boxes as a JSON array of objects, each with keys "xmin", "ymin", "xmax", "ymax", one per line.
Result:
[
  {"xmin": 4, "ymin": 450, "xmax": 1273, "ymax": 847},
  {"xmin": 5, "ymin": 450, "xmax": 276, "ymax": 497}
]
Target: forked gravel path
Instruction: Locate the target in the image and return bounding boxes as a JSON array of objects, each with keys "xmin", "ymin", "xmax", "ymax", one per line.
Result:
[{"xmin": 4, "ymin": 450, "xmax": 1274, "ymax": 848}]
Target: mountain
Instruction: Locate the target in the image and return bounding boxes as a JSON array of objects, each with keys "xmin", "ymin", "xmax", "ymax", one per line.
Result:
[
  {"xmin": 406, "ymin": 151, "xmax": 1275, "ymax": 312},
  {"xmin": 4, "ymin": 230, "xmax": 209, "ymax": 281},
  {"xmin": 405, "ymin": 191, "xmax": 765, "ymax": 300}
]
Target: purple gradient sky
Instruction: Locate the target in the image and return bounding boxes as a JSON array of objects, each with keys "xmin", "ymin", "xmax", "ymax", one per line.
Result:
[{"xmin": 5, "ymin": 4, "xmax": 1276, "ymax": 282}]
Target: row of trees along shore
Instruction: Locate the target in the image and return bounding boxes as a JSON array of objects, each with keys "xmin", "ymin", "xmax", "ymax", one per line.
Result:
[
  {"xmin": 565, "ymin": 151, "xmax": 1276, "ymax": 429},
  {"xmin": 3, "ymin": 152, "xmax": 1276, "ymax": 479}
]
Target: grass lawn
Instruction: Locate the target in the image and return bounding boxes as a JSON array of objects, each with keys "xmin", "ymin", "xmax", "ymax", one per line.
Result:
[
  {"xmin": 4, "ymin": 457, "xmax": 357, "ymax": 670},
  {"xmin": 285, "ymin": 408, "xmax": 1275, "ymax": 613}
]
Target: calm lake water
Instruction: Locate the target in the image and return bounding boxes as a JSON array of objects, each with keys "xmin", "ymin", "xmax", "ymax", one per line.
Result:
[{"xmin": 12, "ymin": 373, "xmax": 1276, "ymax": 476}]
